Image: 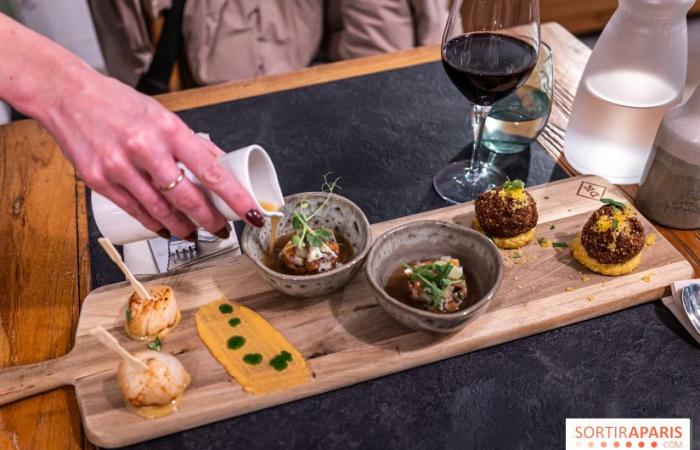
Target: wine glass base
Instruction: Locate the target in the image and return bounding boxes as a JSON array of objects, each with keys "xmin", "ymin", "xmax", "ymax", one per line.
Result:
[{"xmin": 433, "ymin": 161, "xmax": 508, "ymax": 204}]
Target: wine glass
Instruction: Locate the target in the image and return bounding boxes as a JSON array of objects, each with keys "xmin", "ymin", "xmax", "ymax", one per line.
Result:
[{"xmin": 434, "ymin": 0, "xmax": 541, "ymax": 204}]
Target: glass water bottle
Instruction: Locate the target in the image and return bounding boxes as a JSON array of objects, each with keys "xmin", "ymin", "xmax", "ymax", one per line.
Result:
[{"xmin": 564, "ymin": 0, "xmax": 693, "ymax": 184}]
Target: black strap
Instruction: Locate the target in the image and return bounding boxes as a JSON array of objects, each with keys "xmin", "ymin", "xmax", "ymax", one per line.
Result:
[{"xmin": 136, "ymin": 0, "xmax": 185, "ymax": 95}]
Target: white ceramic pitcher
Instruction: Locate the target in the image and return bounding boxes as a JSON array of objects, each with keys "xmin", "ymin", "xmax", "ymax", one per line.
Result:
[{"xmin": 92, "ymin": 145, "xmax": 284, "ymax": 244}]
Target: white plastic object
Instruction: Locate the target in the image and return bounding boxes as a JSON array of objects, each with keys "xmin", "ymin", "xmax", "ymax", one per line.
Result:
[
  {"xmin": 92, "ymin": 145, "xmax": 284, "ymax": 245},
  {"xmin": 563, "ymin": 0, "xmax": 694, "ymax": 184}
]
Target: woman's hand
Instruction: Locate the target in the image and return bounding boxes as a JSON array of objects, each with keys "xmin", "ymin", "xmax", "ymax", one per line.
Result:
[
  {"xmin": 0, "ymin": 14, "xmax": 265, "ymax": 240},
  {"xmin": 45, "ymin": 69, "xmax": 265, "ymax": 240}
]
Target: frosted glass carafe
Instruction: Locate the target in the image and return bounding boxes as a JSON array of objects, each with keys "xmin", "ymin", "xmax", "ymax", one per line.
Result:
[{"xmin": 563, "ymin": 0, "xmax": 693, "ymax": 184}]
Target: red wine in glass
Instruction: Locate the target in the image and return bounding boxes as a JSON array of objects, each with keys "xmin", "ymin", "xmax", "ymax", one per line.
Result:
[
  {"xmin": 433, "ymin": 0, "xmax": 540, "ymax": 204},
  {"xmin": 442, "ymin": 33, "xmax": 538, "ymax": 106}
]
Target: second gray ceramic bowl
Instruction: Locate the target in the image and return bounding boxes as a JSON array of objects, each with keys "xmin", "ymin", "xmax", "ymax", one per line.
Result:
[
  {"xmin": 241, "ymin": 192, "xmax": 371, "ymax": 298},
  {"xmin": 366, "ymin": 220, "xmax": 503, "ymax": 333}
]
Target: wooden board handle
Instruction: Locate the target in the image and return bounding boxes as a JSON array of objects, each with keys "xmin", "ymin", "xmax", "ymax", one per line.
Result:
[{"xmin": 0, "ymin": 354, "xmax": 76, "ymax": 406}]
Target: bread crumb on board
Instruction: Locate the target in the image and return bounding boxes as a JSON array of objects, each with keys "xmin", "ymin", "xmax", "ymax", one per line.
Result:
[
  {"xmin": 502, "ymin": 249, "xmax": 538, "ymax": 268},
  {"xmin": 645, "ymin": 233, "xmax": 656, "ymax": 247},
  {"xmin": 642, "ymin": 273, "xmax": 655, "ymax": 283},
  {"xmin": 565, "ymin": 287, "xmax": 574, "ymax": 292}
]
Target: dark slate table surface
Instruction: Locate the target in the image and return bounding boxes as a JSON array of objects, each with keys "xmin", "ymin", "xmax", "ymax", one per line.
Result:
[{"xmin": 87, "ymin": 62, "xmax": 700, "ymax": 450}]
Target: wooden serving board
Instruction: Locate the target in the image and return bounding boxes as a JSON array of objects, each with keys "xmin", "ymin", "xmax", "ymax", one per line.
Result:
[{"xmin": 0, "ymin": 176, "xmax": 692, "ymax": 448}]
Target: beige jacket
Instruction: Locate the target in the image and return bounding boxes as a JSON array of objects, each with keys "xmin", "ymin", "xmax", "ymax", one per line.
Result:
[{"xmin": 89, "ymin": 0, "xmax": 447, "ymax": 87}]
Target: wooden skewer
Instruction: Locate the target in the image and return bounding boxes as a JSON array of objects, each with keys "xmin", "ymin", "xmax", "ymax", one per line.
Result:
[
  {"xmin": 98, "ymin": 237, "xmax": 152, "ymax": 301},
  {"xmin": 91, "ymin": 326, "xmax": 148, "ymax": 370}
]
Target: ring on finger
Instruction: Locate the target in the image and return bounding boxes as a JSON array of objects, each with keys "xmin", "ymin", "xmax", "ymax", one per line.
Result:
[{"xmin": 158, "ymin": 168, "xmax": 185, "ymax": 192}]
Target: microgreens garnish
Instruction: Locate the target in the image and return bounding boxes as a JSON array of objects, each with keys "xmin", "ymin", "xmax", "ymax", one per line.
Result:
[
  {"xmin": 552, "ymin": 242, "xmax": 569, "ymax": 248},
  {"xmin": 549, "ymin": 224, "xmax": 556, "ymax": 230},
  {"xmin": 147, "ymin": 336, "xmax": 161, "ymax": 351},
  {"xmin": 611, "ymin": 218, "xmax": 619, "ymax": 230},
  {"xmin": 290, "ymin": 173, "xmax": 342, "ymax": 250},
  {"xmin": 502, "ymin": 179, "xmax": 525, "ymax": 191},
  {"xmin": 125, "ymin": 308, "xmax": 132, "ymax": 324},
  {"xmin": 403, "ymin": 261, "xmax": 457, "ymax": 309},
  {"xmin": 601, "ymin": 198, "xmax": 625, "ymax": 211}
]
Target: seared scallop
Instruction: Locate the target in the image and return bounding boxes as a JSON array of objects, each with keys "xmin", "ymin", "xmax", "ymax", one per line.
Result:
[
  {"xmin": 118, "ymin": 350, "xmax": 190, "ymax": 418},
  {"xmin": 125, "ymin": 285, "xmax": 180, "ymax": 341}
]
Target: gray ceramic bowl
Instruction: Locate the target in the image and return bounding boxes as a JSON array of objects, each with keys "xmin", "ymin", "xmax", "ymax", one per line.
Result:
[
  {"xmin": 241, "ymin": 192, "xmax": 371, "ymax": 298},
  {"xmin": 366, "ymin": 220, "xmax": 503, "ymax": 333}
]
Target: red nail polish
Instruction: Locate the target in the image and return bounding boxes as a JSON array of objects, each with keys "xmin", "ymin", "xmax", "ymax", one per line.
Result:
[
  {"xmin": 157, "ymin": 229, "xmax": 171, "ymax": 240},
  {"xmin": 213, "ymin": 223, "xmax": 231, "ymax": 240},
  {"xmin": 245, "ymin": 209, "xmax": 265, "ymax": 227}
]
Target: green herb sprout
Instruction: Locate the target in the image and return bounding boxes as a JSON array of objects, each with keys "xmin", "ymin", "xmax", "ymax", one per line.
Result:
[
  {"xmin": 290, "ymin": 173, "xmax": 342, "ymax": 250},
  {"xmin": 147, "ymin": 336, "xmax": 161, "ymax": 351},
  {"xmin": 601, "ymin": 198, "xmax": 626, "ymax": 211},
  {"xmin": 502, "ymin": 179, "xmax": 525, "ymax": 191},
  {"xmin": 403, "ymin": 261, "xmax": 458, "ymax": 309}
]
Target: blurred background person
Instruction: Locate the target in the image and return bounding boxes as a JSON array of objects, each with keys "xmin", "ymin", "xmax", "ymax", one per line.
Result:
[{"xmin": 88, "ymin": 0, "xmax": 448, "ymax": 92}]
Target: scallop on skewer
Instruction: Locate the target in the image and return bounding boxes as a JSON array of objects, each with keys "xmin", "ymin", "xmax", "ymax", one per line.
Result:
[
  {"xmin": 91, "ymin": 326, "xmax": 191, "ymax": 419},
  {"xmin": 98, "ymin": 237, "xmax": 181, "ymax": 342},
  {"xmin": 118, "ymin": 349, "xmax": 191, "ymax": 418},
  {"xmin": 124, "ymin": 285, "xmax": 181, "ymax": 341}
]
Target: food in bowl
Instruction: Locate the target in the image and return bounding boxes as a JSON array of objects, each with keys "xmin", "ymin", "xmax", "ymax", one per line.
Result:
[
  {"xmin": 473, "ymin": 179, "xmax": 538, "ymax": 249},
  {"xmin": 365, "ymin": 221, "xmax": 503, "ymax": 333},
  {"xmin": 385, "ymin": 256, "xmax": 469, "ymax": 313},
  {"xmin": 124, "ymin": 285, "xmax": 181, "ymax": 342},
  {"xmin": 268, "ymin": 230, "xmax": 355, "ymax": 275},
  {"xmin": 118, "ymin": 350, "xmax": 190, "ymax": 419},
  {"xmin": 263, "ymin": 174, "xmax": 355, "ymax": 275},
  {"xmin": 241, "ymin": 187, "xmax": 372, "ymax": 298},
  {"xmin": 571, "ymin": 198, "xmax": 646, "ymax": 276}
]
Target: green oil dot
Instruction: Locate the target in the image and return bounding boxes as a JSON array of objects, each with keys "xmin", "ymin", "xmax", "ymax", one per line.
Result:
[
  {"xmin": 227, "ymin": 335, "xmax": 245, "ymax": 350},
  {"xmin": 243, "ymin": 353, "xmax": 263, "ymax": 365},
  {"xmin": 269, "ymin": 357, "xmax": 288, "ymax": 372},
  {"xmin": 219, "ymin": 303, "xmax": 233, "ymax": 314},
  {"xmin": 228, "ymin": 317, "xmax": 241, "ymax": 327},
  {"xmin": 269, "ymin": 350, "xmax": 292, "ymax": 372}
]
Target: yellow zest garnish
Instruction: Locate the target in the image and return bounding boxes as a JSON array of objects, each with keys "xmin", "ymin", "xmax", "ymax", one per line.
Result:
[
  {"xmin": 593, "ymin": 208, "xmax": 634, "ymax": 233},
  {"xmin": 497, "ymin": 187, "xmax": 530, "ymax": 209}
]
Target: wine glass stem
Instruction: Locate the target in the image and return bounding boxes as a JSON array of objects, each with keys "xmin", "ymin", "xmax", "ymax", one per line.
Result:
[{"xmin": 467, "ymin": 104, "xmax": 492, "ymax": 182}]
